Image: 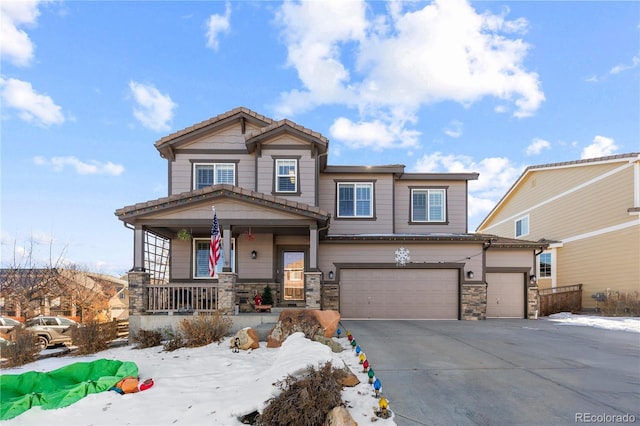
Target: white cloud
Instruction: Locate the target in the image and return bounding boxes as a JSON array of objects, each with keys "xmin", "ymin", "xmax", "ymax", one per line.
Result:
[
  {"xmin": 206, "ymin": 2, "xmax": 231, "ymax": 51},
  {"xmin": 275, "ymin": 0, "xmax": 544, "ymax": 148},
  {"xmin": 0, "ymin": 77, "xmax": 64, "ymax": 126},
  {"xmin": 33, "ymin": 156, "xmax": 125, "ymax": 175},
  {"xmin": 609, "ymin": 54, "xmax": 640, "ymax": 75},
  {"xmin": 0, "ymin": 0, "xmax": 48, "ymax": 67},
  {"xmin": 580, "ymin": 135, "xmax": 619, "ymax": 159},
  {"xmin": 444, "ymin": 120, "xmax": 463, "ymax": 138},
  {"xmin": 329, "ymin": 116, "xmax": 421, "ymax": 150},
  {"xmin": 413, "ymin": 152, "xmax": 524, "ymax": 228},
  {"xmin": 526, "ymin": 138, "xmax": 551, "ymax": 156},
  {"xmin": 128, "ymin": 81, "xmax": 176, "ymax": 132}
]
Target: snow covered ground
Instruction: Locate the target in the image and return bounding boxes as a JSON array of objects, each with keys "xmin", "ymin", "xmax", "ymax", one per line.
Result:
[{"xmin": 1, "ymin": 314, "xmax": 638, "ymax": 425}]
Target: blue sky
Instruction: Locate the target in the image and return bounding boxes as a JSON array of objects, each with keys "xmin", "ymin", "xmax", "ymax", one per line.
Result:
[{"xmin": 1, "ymin": 0, "xmax": 638, "ymax": 277}]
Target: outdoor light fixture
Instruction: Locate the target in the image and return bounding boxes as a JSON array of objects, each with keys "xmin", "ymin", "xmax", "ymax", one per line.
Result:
[
  {"xmin": 328, "ymin": 271, "xmax": 334, "ymax": 280},
  {"xmin": 251, "ymin": 250, "xmax": 257, "ymax": 260},
  {"xmin": 529, "ymin": 274, "xmax": 537, "ymax": 284},
  {"xmin": 467, "ymin": 270, "xmax": 474, "ymax": 279}
]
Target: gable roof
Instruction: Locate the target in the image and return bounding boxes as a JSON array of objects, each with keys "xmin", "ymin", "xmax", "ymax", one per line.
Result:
[
  {"xmin": 154, "ymin": 107, "xmax": 274, "ymax": 160},
  {"xmin": 477, "ymin": 152, "xmax": 639, "ymax": 230},
  {"xmin": 115, "ymin": 184, "xmax": 331, "ymax": 224},
  {"xmin": 245, "ymin": 118, "xmax": 329, "ymax": 154}
]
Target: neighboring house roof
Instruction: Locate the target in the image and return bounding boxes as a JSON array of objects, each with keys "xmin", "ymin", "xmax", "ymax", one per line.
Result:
[
  {"xmin": 477, "ymin": 152, "xmax": 640, "ymax": 230},
  {"xmin": 154, "ymin": 107, "xmax": 274, "ymax": 160},
  {"xmin": 115, "ymin": 184, "xmax": 331, "ymax": 223}
]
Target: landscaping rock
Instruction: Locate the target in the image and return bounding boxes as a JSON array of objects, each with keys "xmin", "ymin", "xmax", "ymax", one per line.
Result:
[
  {"xmin": 266, "ymin": 309, "xmax": 341, "ymax": 348},
  {"xmin": 324, "ymin": 406, "xmax": 357, "ymax": 426},
  {"xmin": 232, "ymin": 327, "xmax": 260, "ymax": 350}
]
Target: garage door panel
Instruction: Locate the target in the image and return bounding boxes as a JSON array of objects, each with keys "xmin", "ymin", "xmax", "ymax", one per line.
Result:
[
  {"xmin": 340, "ymin": 269, "xmax": 458, "ymax": 319},
  {"xmin": 486, "ymin": 273, "xmax": 525, "ymax": 318}
]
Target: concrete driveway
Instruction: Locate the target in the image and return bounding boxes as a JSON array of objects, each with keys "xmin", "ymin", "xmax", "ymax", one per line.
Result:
[{"xmin": 340, "ymin": 319, "xmax": 640, "ymax": 426}]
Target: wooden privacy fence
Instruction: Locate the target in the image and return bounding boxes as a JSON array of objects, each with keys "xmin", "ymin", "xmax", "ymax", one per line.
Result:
[
  {"xmin": 539, "ymin": 284, "xmax": 583, "ymax": 316},
  {"xmin": 147, "ymin": 283, "xmax": 219, "ymax": 314}
]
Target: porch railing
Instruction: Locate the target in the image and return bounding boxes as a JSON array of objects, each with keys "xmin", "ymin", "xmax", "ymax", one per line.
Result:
[{"xmin": 147, "ymin": 283, "xmax": 219, "ymax": 314}]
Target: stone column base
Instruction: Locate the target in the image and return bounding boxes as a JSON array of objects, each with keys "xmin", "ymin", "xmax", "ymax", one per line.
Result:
[
  {"xmin": 461, "ymin": 283, "xmax": 487, "ymax": 320},
  {"xmin": 304, "ymin": 272, "xmax": 322, "ymax": 309},
  {"xmin": 217, "ymin": 273, "xmax": 238, "ymax": 315}
]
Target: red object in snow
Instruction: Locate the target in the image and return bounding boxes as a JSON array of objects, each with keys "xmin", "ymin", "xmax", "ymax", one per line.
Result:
[
  {"xmin": 254, "ymin": 294, "xmax": 262, "ymax": 306},
  {"xmin": 139, "ymin": 378, "xmax": 154, "ymax": 391}
]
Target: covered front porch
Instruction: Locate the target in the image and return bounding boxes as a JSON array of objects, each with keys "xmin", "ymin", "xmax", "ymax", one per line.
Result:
[{"xmin": 116, "ymin": 185, "xmax": 332, "ymax": 320}]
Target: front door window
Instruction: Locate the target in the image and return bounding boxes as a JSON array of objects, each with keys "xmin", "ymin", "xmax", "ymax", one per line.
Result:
[{"xmin": 283, "ymin": 251, "xmax": 304, "ymax": 300}]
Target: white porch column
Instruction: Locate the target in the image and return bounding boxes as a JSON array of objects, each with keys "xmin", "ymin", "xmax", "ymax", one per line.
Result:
[
  {"xmin": 133, "ymin": 225, "xmax": 145, "ymax": 271},
  {"xmin": 223, "ymin": 225, "xmax": 232, "ymax": 272},
  {"xmin": 309, "ymin": 224, "xmax": 318, "ymax": 270}
]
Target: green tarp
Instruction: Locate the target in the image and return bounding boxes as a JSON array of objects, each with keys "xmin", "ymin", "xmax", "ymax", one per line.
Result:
[{"xmin": 0, "ymin": 358, "xmax": 138, "ymax": 420}]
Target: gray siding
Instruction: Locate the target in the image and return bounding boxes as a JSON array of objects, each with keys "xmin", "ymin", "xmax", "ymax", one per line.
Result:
[
  {"xmin": 394, "ymin": 179, "xmax": 468, "ymax": 234},
  {"xmin": 318, "ymin": 173, "xmax": 394, "ymax": 234}
]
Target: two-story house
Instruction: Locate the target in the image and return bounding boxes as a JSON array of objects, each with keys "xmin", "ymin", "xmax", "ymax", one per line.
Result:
[
  {"xmin": 115, "ymin": 107, "xmax": 545, "ymax": 332},
  {"xmin": 477, "ymin": 153, "xmax": 640, "ymax": 311}
]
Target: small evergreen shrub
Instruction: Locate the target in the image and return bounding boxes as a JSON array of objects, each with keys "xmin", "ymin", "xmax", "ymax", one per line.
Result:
[
  {"xmin": 256, "ymin": 362, "xmax": 347, "ymax": 426},
  {"xmin": 179, "ymin": 312, "xmax": 232, "ymax": 347},
  {"xmin": 132, "ymin": 328, "xmax": 164, "ymax": 349},
  {"xmin": 72, "ymin": 321, "xmax": 118, "ymax": 355},
  {"xmin": 261, "ymin": 285, "xmax": 274, "ymax": 306},
  {"xmin": 0, "ymin": 328, "xmax": 40, "ymax": 368}
]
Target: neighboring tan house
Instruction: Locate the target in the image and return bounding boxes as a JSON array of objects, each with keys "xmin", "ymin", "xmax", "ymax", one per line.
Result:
[
  {"xmin": 0, "ymin": 269, "xmax": 127, "ymax": 321},
  {"xmin": 476, "ymin": 153, "xmax": 640, "ymax": 311},
  {"xmin": 115, "ymin": 107, "xmax": 546, "ymax": 331}
]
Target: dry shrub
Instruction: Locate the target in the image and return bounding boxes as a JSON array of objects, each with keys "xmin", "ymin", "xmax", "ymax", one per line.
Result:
[
  {"xmin": 0, "ymin": 328, "xmax": 40, "ymax": 368},
  {"xmin": 132, "ymin": 328, "xmax": 164, "ymax": 349},
  {"xmin": 178, "ymin": 312, "xmax": 232, "ymax": 347},
  {"xmin": 72, "ymin": 321, "xmax": 118, "ymax": 355},
  {"xmin": 256, "ymin": 362, "xmax": 347, "ymax": 426},
  {"xmin": 599, "ymin": 290, "xmax": 640, "ymax": 317},
  {"xmin": 161, "ymin": 327, "xmax": 184, "ymax": 352}
]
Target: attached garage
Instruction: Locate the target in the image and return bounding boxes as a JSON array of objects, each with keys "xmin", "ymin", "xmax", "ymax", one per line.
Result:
[
  {"xmin": 339, "ymin": 269, "xmax": 459, "ymax": 319},
  {"xmin": 486, "ymin": 273, "xmax": 526, "ymax": 318}
]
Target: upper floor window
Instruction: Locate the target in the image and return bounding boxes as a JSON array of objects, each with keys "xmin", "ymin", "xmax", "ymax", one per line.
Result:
[
  {"xmin": 515, "ymin": 215, "xmax": 529, "ymax": 238},
  {"xmin": 539, "ymin": 252, "xmax": 552, "ymax": 278},
  {"xmin": 275, "ymin": 158, "xmax": 298, "ymax": 193},
  {"xmin": 193, "ymin": 238, "xmax": 235, "ymax": 278},
  {"xmin": 194, "ymin": 163, "xmax": 235, "ymax": 189},
  {"xmin": 411, "ymin": 188, "xmax": 446, "ymax": 222},
  {"xmin": 337, "ymin": 182, "xmax": 373, "ymax": 218}
]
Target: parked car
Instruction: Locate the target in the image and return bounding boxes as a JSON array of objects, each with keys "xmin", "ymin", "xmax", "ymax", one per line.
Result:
[
  {"xmin": 25, "ymin": 316, "xmax": 79, "ymax": 349},
  {"xmin": 0, "ymin": 316, "xmax": 23, "ymax": 337}
]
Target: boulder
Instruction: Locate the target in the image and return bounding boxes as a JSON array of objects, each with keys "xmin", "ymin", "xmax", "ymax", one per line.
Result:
[
  {"xmin": 324, "ymin": 406, "xmax": 357, "ymax": 426},
  {"xmin": 267, "ymin": 309, "xmax": 341, "ymax": 348},
  {"xmin": 231, "ymin": 327, "xmax": 260, "ymax": 350}
]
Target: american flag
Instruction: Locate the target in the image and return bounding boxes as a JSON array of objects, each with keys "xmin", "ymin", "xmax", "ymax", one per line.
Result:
[{"xmin": 209, "ymin": 211, "xmax": 221, "ymax": 278}]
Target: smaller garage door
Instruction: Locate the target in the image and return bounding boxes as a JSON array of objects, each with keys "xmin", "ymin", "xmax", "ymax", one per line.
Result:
[
  {"xmin": 340, "ymin": 269, "xmax": 459, "ymax": 319},
  {"xmin": 486, "ymin": 273, "xmax": 525, "ymax": 318}
]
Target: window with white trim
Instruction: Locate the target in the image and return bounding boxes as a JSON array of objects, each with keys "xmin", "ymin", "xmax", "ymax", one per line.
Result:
[
  {"xmin": 337, "ymin": 182, "xmax": 373, "ymax": 217},
  {"xmin": 539, "ymin": 252, "xmax": 552, "ymax": 278},
  {"xmin": 515, "ymin": 215, "xmax": 529, "ymax": 238},
  {"xmin": 275, "ymin": 159, "xmax": 298, "ymax": 193},
  {"xmin": 193, "ymin": 238, "xmax": 235, "ymax": 278},
  {"xmin": 193, "ymin": 163, "xmax": 236, "ymax": 189},
  {"xmin": 411, "ymin": 188, "xmax": 446, "ymax": 222}
]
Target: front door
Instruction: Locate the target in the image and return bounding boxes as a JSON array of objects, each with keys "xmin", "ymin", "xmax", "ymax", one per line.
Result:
[{"xmin": 283, "ymin": 251, "xmax": 305, "ymax": 301}]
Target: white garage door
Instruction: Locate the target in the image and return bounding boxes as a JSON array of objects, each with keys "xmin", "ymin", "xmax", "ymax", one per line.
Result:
[
  {"xmin": 340, "ymin": 269, "xmax": 459, "ymax": 319},
  {"xmin": 486, "ymin": 273, "xmax": 525, "ymax": 318}
]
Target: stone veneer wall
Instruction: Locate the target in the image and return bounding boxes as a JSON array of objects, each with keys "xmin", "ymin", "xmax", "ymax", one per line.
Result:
[
  {"xmin": 461, "ymin": 283, "xmax": 487, "ymax": 320},
  {"xmin": 304, "ymin": 272, "xmax": 322, "ymax": 309},
  {"xmin": 321, "ymin": 283, "xmax": 339, "ymax": 311},
  {"xmin": 235, "ymin": 282, "xmax": 279, "ymax": 313},
  {"xmin": 127, "ymin": 271, "xmax": 150, "ymax": 316},
  {"xmin": 527, "ymin": 285, "xmax": 540, "ymax": 319}
]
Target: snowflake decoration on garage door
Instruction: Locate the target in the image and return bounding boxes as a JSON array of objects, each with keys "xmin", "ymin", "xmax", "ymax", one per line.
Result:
[{"xmin": 395, "ymin": 247, "xmax": 410, "ymax": 267}]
